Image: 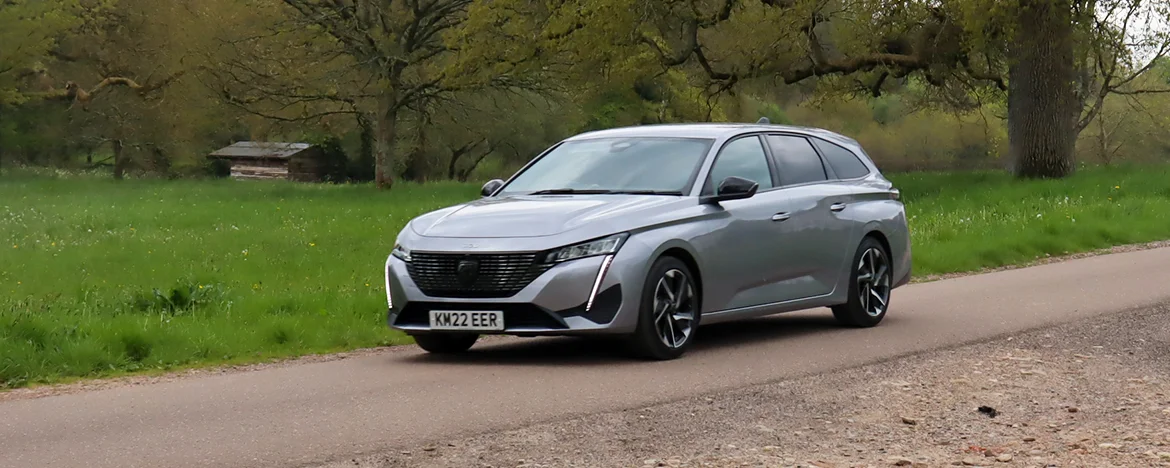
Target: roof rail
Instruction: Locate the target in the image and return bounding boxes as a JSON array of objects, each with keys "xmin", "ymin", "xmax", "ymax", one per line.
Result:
[{"xmin": 756, "ymin": 117, "xmax": 770, "ymax": 124}]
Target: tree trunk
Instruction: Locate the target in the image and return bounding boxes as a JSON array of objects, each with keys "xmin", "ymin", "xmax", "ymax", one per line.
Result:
[
  {"xmin": 373, "ymin": 102, "xmax": 398, "ymax": 190},
  {"xmin": 459, "ymin": 145, "xmax": 493, "ymax": 182},
  {"xmin": 447, "ymin": 150, "xmax": 461, "ymax": 181},
  {"xmin": 112, "ymin": 138, "xmax": 126, "ymax": 180},
  {"xmin": 1097, "ymin": 112, "xmax": 1109, "ymax": 165},
  {"xmin": 354, "ymin": 114, "xmax": 376, "ymax": 182},
  {"xmin": 1007, "ymin": 0, "xmax": 1079, "ymax": 179}
]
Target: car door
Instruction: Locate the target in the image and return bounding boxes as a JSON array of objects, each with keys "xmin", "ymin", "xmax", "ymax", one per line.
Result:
[
  {"xmin": 694, "ymin": 134, "xmax": 795, "ymax": 312},
  {"xmin": 762, "ymin": 134, "xmax": 858, "ymax": 301}
]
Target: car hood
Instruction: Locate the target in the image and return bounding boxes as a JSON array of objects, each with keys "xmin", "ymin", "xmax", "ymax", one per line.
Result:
[{"xmin": 410, "ymin": 195, "xmax": 683, "ymax": 238}]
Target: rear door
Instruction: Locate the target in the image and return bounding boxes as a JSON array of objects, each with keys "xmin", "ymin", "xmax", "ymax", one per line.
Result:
[{"xmin": 762, "ymin": 134, "xmax": 858, "ymax": 301}]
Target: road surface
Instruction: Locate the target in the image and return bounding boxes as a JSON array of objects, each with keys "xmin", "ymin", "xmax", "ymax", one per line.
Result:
[{"xmin": 4, "ymin": 247, "xmax": 1170, "ymax": 468}]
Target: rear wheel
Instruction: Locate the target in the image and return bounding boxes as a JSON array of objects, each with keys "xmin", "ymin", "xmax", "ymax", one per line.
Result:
[
  {"xmin": 832, "ymin": 237, "xmax": 892, "ymax": 327},
  {"xmin": 627, "ymin": 256, "xmax": 700, "ymax": 360},
  {"xmin": 412, "ymin": 333, "xmax": 479, "ymax": 354}
]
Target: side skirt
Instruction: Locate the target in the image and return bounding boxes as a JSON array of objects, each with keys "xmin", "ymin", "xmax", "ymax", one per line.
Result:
[{"xmin": 700, "ymin": 293, "xmax": 840, "ymax": 326}]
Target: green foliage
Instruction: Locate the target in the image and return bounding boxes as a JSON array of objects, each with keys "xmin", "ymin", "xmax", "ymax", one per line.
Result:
[
  {"xmin": 3, "ymin": 0, "xmax": 1170, "ymax": 183},
  {"xmin": 207, "ymin": 159, "xmax": 232, "ymax": 178},
  {"xmin": 299, "ymin": 135, "xmax": 350, "ymax": 183},
  {"xmin": 130, "ymin": 281, "xmax": 224, "ymax": 316},
  {"xmin": 869, "ymin": 95, "xmax": 906, "ymax": 126},
  {"xmin": 0, "ymin": 0, "xmax": 83, "ymax": 105},
  {"xmin": 580, "ymin": 89, "xmax": 647, "ymax": 131}
]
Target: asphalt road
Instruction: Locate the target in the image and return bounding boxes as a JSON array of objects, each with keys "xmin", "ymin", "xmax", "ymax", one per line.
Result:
[{"xmin": 4, "ymin": 247, "xmax": 1170, "ymax": 468}]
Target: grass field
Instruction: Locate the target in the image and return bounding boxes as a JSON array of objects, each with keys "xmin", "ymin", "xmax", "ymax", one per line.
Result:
[{"xmin": 3, "ymin": 164, "xmax": 1170, "ymax": 388}]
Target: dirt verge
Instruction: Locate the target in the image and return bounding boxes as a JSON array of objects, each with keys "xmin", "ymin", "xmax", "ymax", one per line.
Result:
[{"xmin": 325, "ymin": 304, "xmax": 1170, "ymax": 468}]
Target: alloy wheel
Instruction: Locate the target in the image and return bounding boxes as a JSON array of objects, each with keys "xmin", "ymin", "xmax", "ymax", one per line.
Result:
[
  {"xmin": 652, "ymin": 269, "xmax": 697, "ymax": 349},
  {"xmin": 856, "ymin": 247, "xmax": 892, "ymax": 317}
]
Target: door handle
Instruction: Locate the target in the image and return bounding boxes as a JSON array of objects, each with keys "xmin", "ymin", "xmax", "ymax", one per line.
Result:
[
  {"xmin": 830, "ymin": 203, "xmax": 847, "ymax": 212},
  {"xmin": 771, "ymin": 213, "xmax": 790, "ymax": 222}
]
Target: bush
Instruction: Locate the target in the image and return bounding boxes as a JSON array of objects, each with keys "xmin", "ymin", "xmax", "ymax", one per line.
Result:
[
  {"xmin": 314, "ymin": 136, "xmax": 350, "ymax": 183},
  {"xmin": 207, "ymin": 158, "xmax": 231, "ymax": 178}
]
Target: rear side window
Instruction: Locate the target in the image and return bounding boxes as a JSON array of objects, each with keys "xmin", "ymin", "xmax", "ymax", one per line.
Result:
[
  {"xmin": 765, "ymin": 135, "xmax": 827, "ymax": 186},
  {"xmin": 706, "ymin": 136, "xmax": 774, "ymax": 192},
  {"xmin": 812, "ymin": 138, "xmax": 870, "ymax": 179}
]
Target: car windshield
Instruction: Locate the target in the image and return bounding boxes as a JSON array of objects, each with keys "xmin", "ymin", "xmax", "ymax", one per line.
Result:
[{"xmin": 498, "ymin": 137, "xmax": 714, "ymax": 195}]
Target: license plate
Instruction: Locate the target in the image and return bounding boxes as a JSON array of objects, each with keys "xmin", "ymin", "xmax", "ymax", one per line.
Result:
[{"xmin": 428, "ymin": 310, "xmax": 504, "ymax": 331}]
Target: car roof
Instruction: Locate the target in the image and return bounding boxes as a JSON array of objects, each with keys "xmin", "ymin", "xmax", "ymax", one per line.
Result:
[{"xmin": 563, "ymin": 123, "xmax": 863, "ymax": 151}]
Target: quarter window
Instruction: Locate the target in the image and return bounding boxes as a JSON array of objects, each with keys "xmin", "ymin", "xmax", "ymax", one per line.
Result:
[
  {"xmin": 765, "ymin": 135, "xmax": 828, "ymax": 186},
  {"xmin": 812, "ymin": 138, "xmax": 870, "ymax": 179},
  {"xmin": 707, "ymin": 136, "xmax": 774, "ymax": 192}
]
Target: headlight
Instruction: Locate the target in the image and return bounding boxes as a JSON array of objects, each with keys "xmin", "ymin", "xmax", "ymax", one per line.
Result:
[
  {"xmin": 545, "ymin": 233, "xmax": 628, "ymax": 263},
  {"xmin": 391, "ymin": 244, "xmax": 411, "ymax": 262}
]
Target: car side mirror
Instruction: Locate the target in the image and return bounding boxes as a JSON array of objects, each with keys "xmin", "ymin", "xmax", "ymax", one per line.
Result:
[
  {"xmin": 481, "ymin": 179, "xmax": 504, "ymax": 197},
  {"xmin": 702, "ymin": 176, "xmax": 759, "ymax": 204}
]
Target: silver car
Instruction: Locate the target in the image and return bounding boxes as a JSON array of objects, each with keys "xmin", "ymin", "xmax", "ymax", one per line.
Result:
[{"xmin": 385, "ymin": 122, "xmax": 912, "ymax": 360}]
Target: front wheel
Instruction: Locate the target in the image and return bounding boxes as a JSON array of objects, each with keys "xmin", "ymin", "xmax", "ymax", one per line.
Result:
[
  {"xmin": 412, "ymin": 333, "xmax": 479, "ymax": 354},
  {"xmin": 832, "ymin": 237, "xmax": 893, "ymax": 327},
  {"xmin": 626, "ymin": 256, "xmax": 701, "ymax": 360}
]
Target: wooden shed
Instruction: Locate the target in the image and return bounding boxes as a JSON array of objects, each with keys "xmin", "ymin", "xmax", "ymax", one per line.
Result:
[{"xmin": 207, "ymin": 141, "xmax": 333, "ymax": 182}]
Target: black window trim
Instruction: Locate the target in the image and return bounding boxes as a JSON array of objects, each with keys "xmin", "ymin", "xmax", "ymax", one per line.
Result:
[
  {"xmin": 700, "ymin": 133, "xmax": 779, "ymax": 196},
  {"xmin": 809, "ymin": 136, "xmax": 873, "ymax": 181}
]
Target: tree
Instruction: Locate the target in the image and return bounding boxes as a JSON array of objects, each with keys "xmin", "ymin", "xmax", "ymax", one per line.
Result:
[
  {"xmin": 511, "ymin": 0, "xmax": 1168, "ymax": 178},
  {"xmin": 1075, "ymin": 0, "xmax": 1170, "ymax": 136},
  {"xmin": 207, "ymin": 0, "xmax": 551, "ymax": 189},
  {"xmin": 2, "ymin": 0, "xmax": 235, "ymax": 178},
  {"xmin": 0, "ymin": 0, "xmax": 82, "ymax": 105}
]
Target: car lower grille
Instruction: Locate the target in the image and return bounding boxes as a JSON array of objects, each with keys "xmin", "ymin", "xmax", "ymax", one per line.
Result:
[{"xmin": 406, "ymin": 252, "xmax": 552, "ymax": 298}]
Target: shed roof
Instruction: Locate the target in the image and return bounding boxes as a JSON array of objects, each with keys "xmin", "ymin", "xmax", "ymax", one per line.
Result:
[{"xmin": 208, "ymin": 141, "xmax": 314, "ymax": 160}]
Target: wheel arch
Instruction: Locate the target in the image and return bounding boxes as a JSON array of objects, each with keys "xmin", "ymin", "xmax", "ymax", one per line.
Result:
[
  {"xmin": 862, "ymin": 226, "xmax": 892, "ymax": 257},
  {"xmin": 651, "ymin": 241, "xmax": 704, "ymax": 308}
]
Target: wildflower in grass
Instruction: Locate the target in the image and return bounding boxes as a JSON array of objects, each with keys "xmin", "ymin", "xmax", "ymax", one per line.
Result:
[{"xmin": 310, "ymin": 243, "xmax": 316, "ymax": 247}]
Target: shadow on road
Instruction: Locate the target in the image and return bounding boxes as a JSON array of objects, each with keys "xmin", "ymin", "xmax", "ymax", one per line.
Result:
[{"xmin": 397, "ymin": 309, "xmax": 887, "ymax": 367}]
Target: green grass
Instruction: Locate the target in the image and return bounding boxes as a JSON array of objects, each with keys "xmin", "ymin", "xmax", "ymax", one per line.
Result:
[
  {"xmin": 0, "ymin": 171, "xmax": 477, "ymax": 388},
  {"xmin": 891, "ymin": 165, "xmax": 1170, "ymax": 274},
  {"xmin": 3, "ymin": 163, "xmax": 1170, "ymax": 388}
]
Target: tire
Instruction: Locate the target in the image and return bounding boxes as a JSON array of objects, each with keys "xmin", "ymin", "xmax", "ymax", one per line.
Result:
[
  {"xmin": 626, "ymin": 256, "xmax": 701, "ymax": 360},
  {"xmin": 832, "ymin": 236, "xmax": 893, "ymax": 328},
  {"xmin": 412, "ymin": 333, "xmax": 479, "ymax": 354}
]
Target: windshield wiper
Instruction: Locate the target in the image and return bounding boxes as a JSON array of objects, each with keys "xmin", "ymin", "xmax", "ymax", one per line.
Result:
[
  {"xmin": 527, "ymin": 188, "xmax": 615, "ymax": 195},
  {"xmin": 608, "ymin": 190, "xmax": 683, "ymax": 196},
  {"xmin": 527, "ymin": 188, "xmax": 683, "ymax": 196}
]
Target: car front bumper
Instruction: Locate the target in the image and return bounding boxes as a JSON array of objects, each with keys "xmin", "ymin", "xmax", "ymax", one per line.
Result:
[{"xmin": 385, "ymin": 252, "xmax": 645, "ymax": 336}]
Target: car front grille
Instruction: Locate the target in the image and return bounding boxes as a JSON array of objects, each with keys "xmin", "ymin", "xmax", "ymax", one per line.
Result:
[{"xmin": 406, "ymin": 252, "xmax": 552, "ymax": 298}]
